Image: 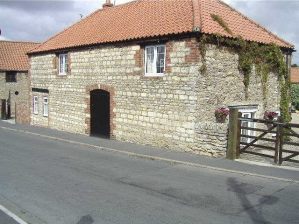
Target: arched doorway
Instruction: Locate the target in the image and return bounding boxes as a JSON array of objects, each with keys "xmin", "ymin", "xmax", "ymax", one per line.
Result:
[{"xmin": 90, "ymin": 89, "xmax": 110, "ymax": 138}]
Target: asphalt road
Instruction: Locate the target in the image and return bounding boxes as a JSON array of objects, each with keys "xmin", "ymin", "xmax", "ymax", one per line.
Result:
[
  {"xmin": 0, "ymin": 127, "xmax": 298, "ymax": 224},
  {"xmin": 0, "ymin": 210, "xmax": 19, "ymax": 224}
]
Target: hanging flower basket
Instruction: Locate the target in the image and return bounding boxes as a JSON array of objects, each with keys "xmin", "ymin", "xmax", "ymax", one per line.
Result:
[
  {"xmin": 264, "ymin": 111, "xmax": 278, "ymax": 121},
  {"xmin": 215, "ymin": 107, "xmax": 229, "ymax": 123},
  {"xmin": 264, "ymin": 111, "xmax": 278, "ymax": 131}
]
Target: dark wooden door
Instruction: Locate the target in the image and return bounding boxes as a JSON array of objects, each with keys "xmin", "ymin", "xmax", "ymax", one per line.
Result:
[
  {"xmin": 90, "ymin": 90, "xmax": 110, "ymax": 138},
  {"xmin": 1, "ymin": 99, "xmax": 6, "ymax": 119}
]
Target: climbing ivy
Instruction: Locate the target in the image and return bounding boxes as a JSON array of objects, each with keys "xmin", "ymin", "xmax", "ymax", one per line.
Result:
[
  {"xmin": 199, "ymin": 34, "xmax": 207, "ymax": 74},
  {"xmin": 211, "ymin": 14, "xmax": 233, "ymax": 36},
  {"xmin": 199, "ymin": 33, "xmax": 291, "ymax": 123}
]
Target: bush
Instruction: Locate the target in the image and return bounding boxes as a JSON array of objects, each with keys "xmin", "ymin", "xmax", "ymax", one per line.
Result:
[{"xmin": 291, "ymin": 84, "xmax": 299, "ymax": 110}]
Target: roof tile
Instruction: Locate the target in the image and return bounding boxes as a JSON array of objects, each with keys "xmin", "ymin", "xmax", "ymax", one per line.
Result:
[
  {"xmin": 30, "ymin": 0, "xmax": 293, "ymax": 54},
  {"xmin": 0, "ymin": 41, "xmax": 40, "ymax": 71}
]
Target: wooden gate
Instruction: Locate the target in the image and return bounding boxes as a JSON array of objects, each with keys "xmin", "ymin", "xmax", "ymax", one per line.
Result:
[{"xmin": 227, "ymin": 108, "xmax": 299, "ymax": 165}]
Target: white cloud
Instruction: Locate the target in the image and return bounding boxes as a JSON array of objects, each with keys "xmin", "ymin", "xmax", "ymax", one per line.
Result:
[
  {"xmin": 0, "ymin": 35, "xmax": 9, "ymax": 40},
  {"xmin": 0, "ymin": 0, "xmax": 297, "ymax": 63}
]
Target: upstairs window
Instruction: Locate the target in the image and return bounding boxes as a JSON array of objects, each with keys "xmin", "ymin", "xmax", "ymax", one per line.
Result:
[
  {"xmin": 59, "ymin": 53, "xmax": 68, "ymax": 75},
  {"xmin": 6, "ymin": 71, "xmax": 17, "ymax": 82},
  {"xmin": 145, "ymin": 45, "xmax": 166, "ymax": 76}
]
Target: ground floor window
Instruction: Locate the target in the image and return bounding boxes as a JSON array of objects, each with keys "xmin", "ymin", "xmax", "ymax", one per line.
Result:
[
  {"xmin": 43, "ymin": 97, "xmax": 48, "ymax": 117},
  {"xmin": 33, "ymin": 96, "xmax": 38, "ymax": 114}
]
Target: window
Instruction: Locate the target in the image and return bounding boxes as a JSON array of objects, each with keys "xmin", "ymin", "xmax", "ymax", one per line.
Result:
[
  {"xmin": 6, "ymin": 71, "xmax": 17, "ymax": 82},
  {"xmin": 43, "ymin": 97, "xmax": 48, "ymax": 117},
  {"xmin": 33, "ymin": 96, "xmax": 38, "ymax": 115},
  {"xmin": 59, "ymin": 54, "xmax": 68, "ymax": 75},
  {"xmin": 240, "ymin": 109, "xmax": 257, "ymax": 143},
  {"xmin": 145, "ymin": 45, "xmax": 166, "ymax": 76}
]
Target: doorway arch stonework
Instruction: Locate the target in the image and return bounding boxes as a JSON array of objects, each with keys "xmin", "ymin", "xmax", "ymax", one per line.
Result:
[{"xmin": 85, "ymin": 84, "xmax": 116, "ymax": 138}]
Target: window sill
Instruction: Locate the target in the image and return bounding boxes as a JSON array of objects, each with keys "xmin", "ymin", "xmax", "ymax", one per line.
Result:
[{"xmin": 144, "ymin": 73, "xmax": 164, "ymax": 77}]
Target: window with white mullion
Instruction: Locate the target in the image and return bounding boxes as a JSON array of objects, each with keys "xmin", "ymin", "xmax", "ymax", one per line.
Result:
[
  {"xmin": 156, "ymin": 45, "xmax": 165, "ymax": 74},
  {"xmin": 33, "ymin": 96, "xmax": 38, "ymax": 115},
  {"xmin": 59, "ymin": 54, "xmax": 68, "ymax": 75},
  {"xmin": 43, "ymin": 97, "xmax": 49, "ymax": 117},
  {"xmin": 145, "ymin": 45, "xmax": 165, "ymax": 76}
]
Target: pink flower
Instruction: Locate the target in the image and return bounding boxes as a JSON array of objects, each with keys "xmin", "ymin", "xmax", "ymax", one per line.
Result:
[
  {"xmin": 264, "ymin": 111, "xmax": 278, "ymax": 120},
  {"xmin": 215, "ymin": 107, "xmax": 229, "ymax": 118}
]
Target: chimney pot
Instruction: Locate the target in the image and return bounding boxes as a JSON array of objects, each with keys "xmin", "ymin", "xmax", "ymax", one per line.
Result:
[{"xmin": 103, "ymin": 0, "xmax": 113, "ymax": 8}]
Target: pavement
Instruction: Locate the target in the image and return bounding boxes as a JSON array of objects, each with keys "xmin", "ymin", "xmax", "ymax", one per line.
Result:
[
  {"xmin": 0, "ymin": 120, "xmax": 298, "ymax": 182},
  {"xmin": 0, "ymin": 120, "xmax": 299, "ymax": 224}
]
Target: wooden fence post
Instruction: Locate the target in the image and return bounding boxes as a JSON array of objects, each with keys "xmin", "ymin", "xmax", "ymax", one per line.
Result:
[
  {"xmin": 278, "ymin": 125, "xmax": 284, "ymax": 165},
  {"xmin": 226, "ymin": 107, "xmax": 241, "ymax": 160},
  {"xmin": 274, "ymin": 123, "xmax": 280, "ymax": 164}
]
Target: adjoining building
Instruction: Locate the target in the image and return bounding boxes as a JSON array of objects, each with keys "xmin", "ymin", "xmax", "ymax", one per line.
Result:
[
  {"xmin": 28, "ymin": 0, "xmax": 294, "ymax": 156},
  {"xmin": 291, "ymin": 67, "xmax": 299, "ymax": 84},
  {"xmin": 0, "ymin": 40, "xmax": 39, "ymax": 123}
]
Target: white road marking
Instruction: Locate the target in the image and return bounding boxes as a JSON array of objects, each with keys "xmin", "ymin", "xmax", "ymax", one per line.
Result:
[
  {"xmin": 1, "ymin": 126, "xmax": 299, "ymax": 184},
  {"xmin": 0, "ymin": 204, "xmax": 28, "ymax": 224}
]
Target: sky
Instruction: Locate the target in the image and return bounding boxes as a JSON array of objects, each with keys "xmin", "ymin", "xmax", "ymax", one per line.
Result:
[{"xmin": 0, "ymin": 0, "xmax": 298, "ymax": 64}]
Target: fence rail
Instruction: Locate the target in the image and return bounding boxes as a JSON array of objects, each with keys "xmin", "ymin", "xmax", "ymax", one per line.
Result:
[{"xmin": 227, "ymin": 108, "xmax": 299, "ymax": 165}]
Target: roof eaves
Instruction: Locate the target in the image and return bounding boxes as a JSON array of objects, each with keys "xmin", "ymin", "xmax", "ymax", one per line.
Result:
[{"xmin": 28, "ymin": 31, "xmax": 196, "ymax": 55}]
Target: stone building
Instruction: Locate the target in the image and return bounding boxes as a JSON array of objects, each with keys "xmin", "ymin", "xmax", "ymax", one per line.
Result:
[
  {"xmin": 28, "ymin": 0, "xmax": 294, "ymax": 156},
  {"xmin": 291, "ymin": 67, "xmax": 299, "ymax": 84},
  {"xmin": 0, "ymin": 40, "xmax": 39, "ymax": 124}
]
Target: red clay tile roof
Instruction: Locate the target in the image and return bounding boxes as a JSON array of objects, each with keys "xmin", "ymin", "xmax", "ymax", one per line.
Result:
[
  {"xmin": 291, "ymin": 67, "xmax": 299, "ymax": 84},
  {"xmin": 0, "ymin": 41, "xmax": 40, "ymax": 71},
  {"xmin": 30, "ymin": 0, "xmax": 293, "ymax": 54}
]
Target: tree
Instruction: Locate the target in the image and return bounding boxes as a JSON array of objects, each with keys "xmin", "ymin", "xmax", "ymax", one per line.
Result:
[{"xmin": 292, "ymin": 64, "xmax": 298, "ymax": 67}]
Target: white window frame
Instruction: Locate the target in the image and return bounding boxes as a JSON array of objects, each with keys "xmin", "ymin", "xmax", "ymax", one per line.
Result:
[
  {"xmin": 33, "ymin": 96, "xmax": 38, "ymax": 115},
  {"xmin": 59, "ymin": 53, "xmax": 68, "ymax": 75},
  {"xmin": 144, "ymin": 45, "xmax": 166, "ymax": 77},
  {"xmin": 43, "ymin": 97, "xmax": 49, "ymax": 117},
  {"xmin": 240, "ymin": 108, "xmax": 257, "ymax": 143}
]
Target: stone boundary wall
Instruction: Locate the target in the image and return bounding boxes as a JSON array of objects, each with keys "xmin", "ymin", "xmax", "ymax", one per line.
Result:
[{"xmin": 16, "ymin": 102, "xmax": 30, "ymax": 124}]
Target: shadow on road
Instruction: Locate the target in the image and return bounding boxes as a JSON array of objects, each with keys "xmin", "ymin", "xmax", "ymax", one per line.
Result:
[
  {"xmin": 77, "ymin": 214, "xmax": 94, "ymax": 224},
  {"xmin": 227, "ymin": 177, "xmax": 278, "ymax": 224}
]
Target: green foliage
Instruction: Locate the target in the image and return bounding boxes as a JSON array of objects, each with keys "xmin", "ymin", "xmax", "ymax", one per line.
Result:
[
  {"xmin": 199, "ymin": 34, "xmax": 291, "ymax": 123},
  {"xmin": 210, "ymin": 14, "xmax": 233, "ymax": 35},
  {"xmin": 199, "ymin": 34, "xmax": 207, "ymax": 74},
  {"xmin": 291, "ymin": 84, "xmax": 299, "ymax": 110}
]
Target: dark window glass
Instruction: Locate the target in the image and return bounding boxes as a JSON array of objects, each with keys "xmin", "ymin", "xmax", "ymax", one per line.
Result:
[{"xmin": 6, "ymin": 72, "xmax": 17, "ymax": 83}]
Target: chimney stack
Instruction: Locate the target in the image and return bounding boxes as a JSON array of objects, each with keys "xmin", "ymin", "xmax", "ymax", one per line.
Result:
[{"xmin": 103, "ymin": 0, "xmax": 113, "ymax": 8}]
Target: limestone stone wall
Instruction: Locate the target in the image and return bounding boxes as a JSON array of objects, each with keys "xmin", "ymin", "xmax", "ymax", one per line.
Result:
[
  {"xmin": 15, "ymin": 102, "xmax": 30, "ymax": 124},
  {"xmin": 193, "ymin": 44, "xmax": 280, "ymax": 156},
  {"xmin": 0, "ymin": 71, "xmax": 30, "ymax": 123},
  {"xmin": 30, "ymin": 38, "xmax": 281, "ymax": 156}
]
